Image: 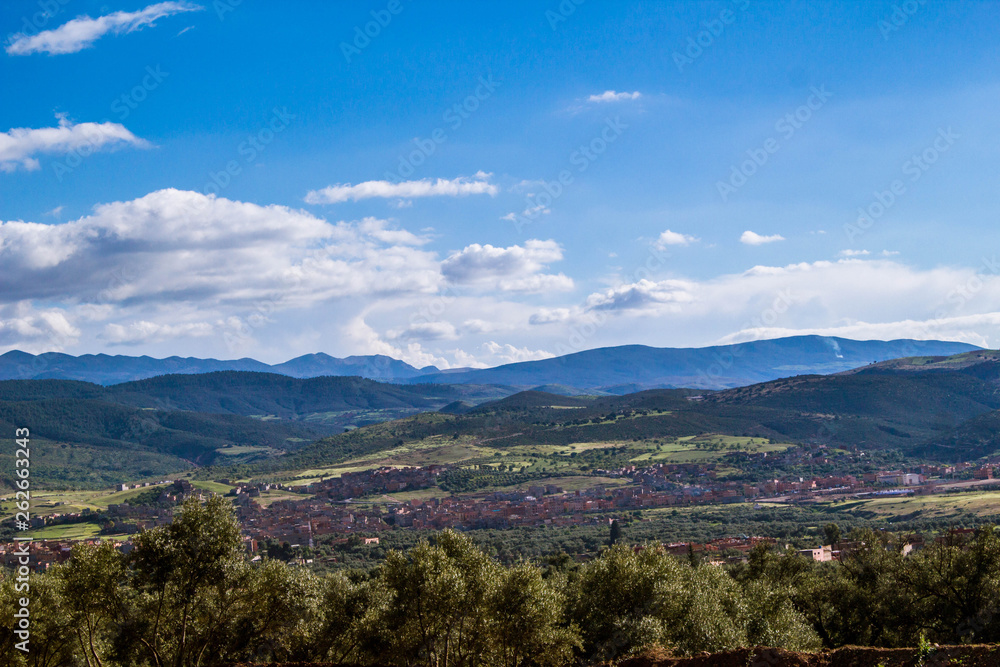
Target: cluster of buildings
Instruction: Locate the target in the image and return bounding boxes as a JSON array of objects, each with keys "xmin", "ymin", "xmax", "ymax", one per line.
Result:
[
  {"xmin": 607, "ymin": 458, "xmax": 1000, "ymax": 503},
  {"xmin": 6, "ymin": 452, "xmax": 1000, "ymax": 566},
  {"xmin": 0, "ymin": 540, "xmax": 74, "ymax": 571}
]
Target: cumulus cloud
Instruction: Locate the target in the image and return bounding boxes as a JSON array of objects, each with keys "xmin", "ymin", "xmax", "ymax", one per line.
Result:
[
  {"xmin": 305, "ymin": 172, "xmax": 498, "ymax": 204},
  {"xmin": 441, "ymin": 239, "xmax": 573, "ymax": 292},
  {"xmin": 0, "ymin": 189, "xmax": 441, "ymax": 308},
  {"xmin": 483, "ymin": 341, "xmax": 555, "ymax": 364},
  {"xmin": 585, "ymin": 279, "xmax": 696, "ymax": 312},
  {"xmin": 529, "ymin": 308, "xmax": 573, "ymax": 325},
  {"xmin": 343, "ymin": 316, "xmax": 451, "ymax": 369},
  {"xmin": 463, "ymin": 319, "xmax": 496, "ymax": 334},
  {"xmin": 740, "ymin": 230, "xmax": 786, "ymax": 245},
  {"xmin": 0, "ymin": 303, "xmax": 80, "ymax": 352},
  {"xmin": 6, "ymin": 2, "xmax": 203, "ymax": 55},
  {"xmin": 839, "ymin": 249, "xmax": 870, "ymax": 257},
  {"xmin": 387, "ymin": 321, "xmax": 459, "ymax": 342},
  {"xmin": 656, "ymin": 229, "xmax": 699, "ymax": 247},
  {"xmin": 358, "ymin": 217, "xmax": 428, "ymax": 245},
  {"xmin": 575, "ymin": 258, "xmax": 1000, "ymax": 352},
  {"xmin": 0, "ymin": 116, "xmax": 149, "ymax": 172},
  {"xmin": 102, "ymin": 320, "xmax": 213, "ymax": 345},
  {"xmin": 587, "ymin": 90, "xmax": 642, "ymax": 103}
]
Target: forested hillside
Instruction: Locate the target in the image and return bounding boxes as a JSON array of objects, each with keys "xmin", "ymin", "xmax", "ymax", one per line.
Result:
[{"xmin": 237, "ymin": 353, "xmax": 1000, "ymax": 477}]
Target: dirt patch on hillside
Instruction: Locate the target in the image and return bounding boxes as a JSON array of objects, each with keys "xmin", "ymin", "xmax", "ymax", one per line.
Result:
[
  {"xmin": 219, "ymin": 646, "xmax": 1000, "ymax": 667},
  {"xmin": 619, "ymin": 644, "xmax": 1000, "ymax": 667}
]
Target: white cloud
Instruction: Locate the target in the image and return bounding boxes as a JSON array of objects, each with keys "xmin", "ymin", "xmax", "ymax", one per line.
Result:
[
  {"xmin": 0, "ymin": 189, "xmax": 441, "ymax": 308},
  {"xmin": 358, "ymin": 217, "xmax": 428, "ymax": 245},
  {"xmin": 102, "ymin": 320, "xmax": 213, "ymax": 345},
  {"xmin": 576, "ymin": 259, "xmax": 1000, "ymax": 352},
  {"xmin": 656, "ymin": 229, "xmax": 699, "ymax": 247},
  {"xmin": 441, "ymin": 239, "xmax": 573, "ymax": 293},
  {"xmin": 587, "ymin": 90, "xmax": 642, "ymax": 103},
  {"xmin": 305, "ymin": 172, "xmax": 498, "ymax": 204},
  {"xmin": 501, "ymin": 202, "xmax": 550, "ymax": 222},
  {"xmin": 717, "ymin": 313, "xmax": 1000, "ymax": 350},
  {"xmin": 343, "ymin": 315, "xmax": 451, "ymax": 369},
  {"xmin": 0, "ymin": 303, "xmax": 80, "ymax": 352},
  {"xmin": 387, "ymin": 321, "xmax": 459, "ymax": 342},
  {"xmin": 529, "ymin": 308, "xmax": 573, "ymax": 325},
  {"xmin": 6, "ymin": 2, "xmax": 203, "ymax": 55},
  {"xmin": 585, "ymin": 279, "xmax": 696, "ymax": 312},
  {"xmin": 740, "ymin": 230, "xmax": 786, "ymax": 245},
  {"xmin": 463, "ymin": 319, "xmax": 496, "ymax": 334},
  {"xmin": 482, "ymin": 341, "xmax": 555, "ymax": 364},
  {"xmin": 0, "ymin": 116, "xmax": 149, "ymax": 172},
  {"xmin": 839, "ymin": 249, "xmax": 870, "ymax": 257}
]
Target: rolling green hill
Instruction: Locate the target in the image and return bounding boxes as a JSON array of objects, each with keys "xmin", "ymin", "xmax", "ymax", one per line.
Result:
[
  {"xmin": 105, "ymin": 371, "xmax": 509, "ymax": 427},
  {"xmin": 0, "ymin": 373, "xmax": 513, "ymax": 489},
  {"xmin": 231, "ymin": 353, "xmax": 1000, "ymax": 477},
  {"xmin": 9, "ymin": 349, "xmax": 1000, "ymax": 489}
]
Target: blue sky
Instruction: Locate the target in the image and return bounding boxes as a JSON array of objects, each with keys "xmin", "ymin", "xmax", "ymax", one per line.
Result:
[{"xmin": 1, "ymin": 1, "xmax": 999, "ymax": 367}]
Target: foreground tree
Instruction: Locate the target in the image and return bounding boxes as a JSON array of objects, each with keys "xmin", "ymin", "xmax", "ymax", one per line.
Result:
[
  {"xmin": 0, "ymin": 569, "xmax": 78, "ymax": 667},
  {"xmin": 59, "ymin": 542, "xmax": 127, "ymax": 667},
  {"xmin": 123, "ymin": 495, "xmax": 246, "ymax": 667},
  {"xmin": 570, "ymin": 544, "xmax": 819, "ymax": 660}
]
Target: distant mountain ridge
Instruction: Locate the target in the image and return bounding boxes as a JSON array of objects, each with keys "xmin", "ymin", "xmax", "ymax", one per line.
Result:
[
  {"xmin": 0, "ymin": 336, "xmax": 981, "ymax": 389},
  {"xmin": 406, "ymin": 336, "xmax": 982, "ymax": 390},
  {"xmin": 0, "ymin": 350, "xmax": 438, "ymax": 385}
]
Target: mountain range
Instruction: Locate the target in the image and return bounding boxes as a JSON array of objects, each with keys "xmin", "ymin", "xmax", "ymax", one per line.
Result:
[
  {"xmin": 5, "ymin": 345, "xmax": 1000, "ymax": 490},
  {"xmin": 257, "ymin": 347, "xmax": 1000, "ymax": 476},
  {"xmin": 0, "ymin": 336, "xmax": 980, "ymax": 390}
]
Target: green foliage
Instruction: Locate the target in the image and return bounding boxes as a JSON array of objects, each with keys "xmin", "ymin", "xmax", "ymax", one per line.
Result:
[
  {"xmin": 569, "ymin": 544, "xmax": 819, "ymax": 661},
  {"xmin": 438, "ymin": 467, "xmax": 540, "ymax": 492},
  {"xmin": 824, "ymin": 523, "xmax": 841, "ymax": 546},
  {"xmin": 13, "ymin": 508, "xmax": 1000, "ymax": 665},
  {"xmin": 608, "ymin": 519, "xmax": 623, "ymax": 546}
]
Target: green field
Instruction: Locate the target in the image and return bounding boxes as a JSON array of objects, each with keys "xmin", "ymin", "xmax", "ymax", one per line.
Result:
[
  {"xmin": 191, "ymin": 480, "xmax": 236, "ymax": 495},
  {"xmin": 215, "ymin": 445, "xmax": 276, "ymax": 456},
  {"xmin": 826, "ymin": 490, "xmax": 1000, "ymax": 520},
  {"xmin": 24, "ymin": 522, "xmax": 105, "ymax": 540}
]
